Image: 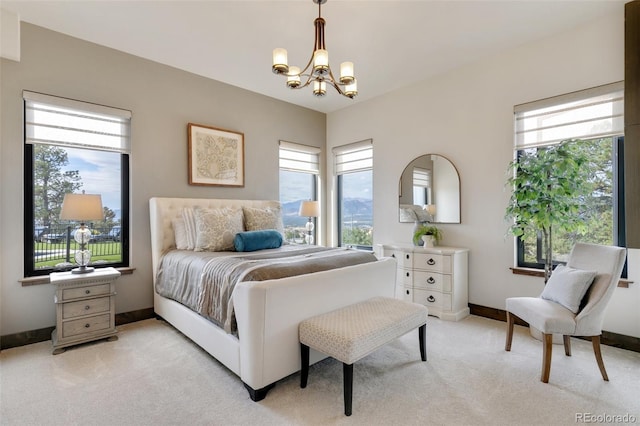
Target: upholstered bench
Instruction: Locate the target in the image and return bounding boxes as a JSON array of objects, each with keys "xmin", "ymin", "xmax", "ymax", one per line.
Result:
[{"xmin": 299, "ymin": 296, "xmax": 428, "ymax": 416}]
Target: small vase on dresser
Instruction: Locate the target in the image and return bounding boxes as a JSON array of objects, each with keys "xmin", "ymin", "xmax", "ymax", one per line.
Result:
[{"xmin": 377, "ymin": 243, "xmax": 469, "ymax": 321}]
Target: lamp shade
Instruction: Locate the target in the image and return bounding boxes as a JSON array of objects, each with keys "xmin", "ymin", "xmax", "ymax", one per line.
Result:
[
  {"xmin": 298, "ymin": 200, "xmax": 320, "ymax": 218},
  {"xmin": 60, "ymin": 193, "xmax": 103, "ymax": 221}
]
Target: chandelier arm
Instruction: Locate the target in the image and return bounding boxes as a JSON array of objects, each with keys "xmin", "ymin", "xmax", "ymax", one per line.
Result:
[{"xmin": 327, "ymin": 68, "xmax": 346, "ymax": 94}]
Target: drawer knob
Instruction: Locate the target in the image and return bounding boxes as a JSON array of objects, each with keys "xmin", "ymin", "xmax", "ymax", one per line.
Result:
[
  {"xmin": 427, "ymin": 277, "xmax": 435, "ymax": 284},
  {"xmin": 427, "ymin": 258, "xmax": 436, "ymax": 266},
  {"xmin": 84, "ymin": 323, "xmax": 90, "ymax": 328},
  {"xmin": 406, "ymin": 289, "xmax": 410, "ymax": 295},
  {"xmin": 85, "ymin": 290, "xmax": 91, "ymax": 294},
  {"xmin": 391, "ymin": 254, "xmax": 396, "ymax": 258},
  {"xmin": 84, "ymin": 305, "xmax": 91, "ymax": 310},
  {"xmin": 406, "ymin": 254, "xmax": 410, "ymax": 260},
  {"xmin": 406, "ymin": 272, "xmax": 410, "ymax": 277},
  {"xmin": 427, "ymin": 295, "xmax": 436, "ymax": 303}
]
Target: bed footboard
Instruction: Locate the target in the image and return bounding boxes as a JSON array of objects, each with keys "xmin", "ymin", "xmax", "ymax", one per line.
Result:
[{"xmin": 233, "ymin": 256, "xmax": 396, "ymax": 395}]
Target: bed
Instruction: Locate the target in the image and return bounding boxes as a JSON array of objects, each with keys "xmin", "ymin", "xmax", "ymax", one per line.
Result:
[{"xmin": 149, "ymin": 197, "xmax": 396, "ymax": 401}]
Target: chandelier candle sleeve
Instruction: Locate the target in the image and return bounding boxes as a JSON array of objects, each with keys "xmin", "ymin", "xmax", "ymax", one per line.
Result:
[{"xmin": 271, "ymin": 0, "xmax": 357, "ymax": 99}]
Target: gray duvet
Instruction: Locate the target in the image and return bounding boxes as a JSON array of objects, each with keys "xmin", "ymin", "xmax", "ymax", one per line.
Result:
[{"xmin": 155, "ymin": 245, "xmax": 377, "ymax": 334}]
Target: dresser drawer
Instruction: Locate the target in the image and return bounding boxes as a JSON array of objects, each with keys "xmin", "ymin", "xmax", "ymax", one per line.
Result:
[
  {"xmin": 62, "ymin": 296, "xmax": 111, "ymax": 319},
  {"xmin": 413, "ymin": 289, "xmax": 452, "ymax": 310},
  {"xmin": 62, "ymin": 313, "xmax": 111, "ymax": 339},
  {"xmin": 397, "ymin": 268, "xmax": 413, "ymax": 287},
  {"xmin": 413, "ymin": 253, "xmax": 451, "ymax": 273},
  {"xmin": 413, "ymin": 271, "xmax": 452, "ymax": 292},
  {"xmin": 61, "ymin": 283, "xmax": 112, "ymax": 301},
  {"xmin": 389, "ymin": 250, "xmax": 413, "ymax": 268}
]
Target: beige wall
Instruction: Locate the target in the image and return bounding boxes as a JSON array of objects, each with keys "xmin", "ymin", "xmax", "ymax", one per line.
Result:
[
  {"xmin": 327, "ymin": 8, "xmax": 640, "ymax": 338},
  {"xmin": 0, "ymin": 23, "xmax": 325, "ymax": 336}
]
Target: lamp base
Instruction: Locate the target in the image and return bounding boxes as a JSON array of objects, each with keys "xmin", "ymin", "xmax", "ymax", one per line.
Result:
[{"xmin": 71, "ymin": 266, "xmax": 95, "ymax": 274}]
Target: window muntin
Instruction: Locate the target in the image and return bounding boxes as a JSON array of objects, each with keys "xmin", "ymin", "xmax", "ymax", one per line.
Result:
[{"xmin": 23, "ymin": 92, "xmax": 130, "ymax": 277}]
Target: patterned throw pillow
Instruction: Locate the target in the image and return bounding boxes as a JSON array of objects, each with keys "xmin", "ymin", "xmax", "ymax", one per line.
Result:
[
  {"xmin": 172, "ymin": 218, "xmax": 190, "ymax": 250},
  {"xmin": 181, "ymin": 207, "xmax": 197, "ymax": 250},
  {"xmin": 242, "ymin": 206, "xmax": 285, "ymax": 237},
  {"xmin": 194, "ymin": 207, "xmax": 245, "ymax": 252}
]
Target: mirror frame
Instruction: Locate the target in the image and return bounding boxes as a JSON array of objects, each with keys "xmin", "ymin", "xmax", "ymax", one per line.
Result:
[{"xmin": 398, "ymin": 154, "xmax": 461, "ymax": 224}]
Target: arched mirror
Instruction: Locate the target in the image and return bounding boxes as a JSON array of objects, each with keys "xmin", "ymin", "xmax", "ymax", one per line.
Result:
[{"xmin": 398, "ymin": 154, "xmax": 461, "ymax": 223}]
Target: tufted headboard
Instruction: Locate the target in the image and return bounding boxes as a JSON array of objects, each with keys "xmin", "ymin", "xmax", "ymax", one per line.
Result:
[{"xmin": 149, "ymin": 197, "xmax": 282, "ymax": 282}]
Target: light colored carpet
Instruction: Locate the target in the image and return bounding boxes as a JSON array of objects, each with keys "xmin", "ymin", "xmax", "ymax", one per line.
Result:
[{"xmin": 1, "ymin": 315, "xmax": 639, "ymax": 426}]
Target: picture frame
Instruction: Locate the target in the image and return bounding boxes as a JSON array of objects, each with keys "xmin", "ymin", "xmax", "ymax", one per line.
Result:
[{"xmin": 188, "ymin": 123, "xmax": 244, "ymax": 187}]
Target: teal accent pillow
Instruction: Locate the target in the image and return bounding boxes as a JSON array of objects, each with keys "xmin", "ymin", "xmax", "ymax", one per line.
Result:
[{"xmin": 234, "ymin": 230, "xmax": 283, "ymax": 252}]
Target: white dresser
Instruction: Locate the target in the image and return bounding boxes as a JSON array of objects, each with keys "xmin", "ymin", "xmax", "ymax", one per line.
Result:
[{"xmin": 377, "ymin": 243, "xmax": 469, "ymax": 321}]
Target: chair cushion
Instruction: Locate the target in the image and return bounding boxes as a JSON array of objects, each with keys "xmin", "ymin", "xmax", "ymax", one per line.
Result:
[
  {"xmin": 539, "ymin": 265, "xmax": 597, "ymax": 313},
  {"xmin": 506, "ymin": 297, "xmax": 577, "ymax": 335}
]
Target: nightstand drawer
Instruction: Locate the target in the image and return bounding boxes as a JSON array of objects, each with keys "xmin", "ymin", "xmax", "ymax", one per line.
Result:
[
  {"xmin": 413, "ymin": 253, "xmax": 451, "ymax": 273},
  {"xmin": 62, "ymin": 296, "xmax": 111, "ymax": 319},
  {"xmin": 413, "ymin": 271, "xmax": 452, "ymax": 292},
  {"xmin": 62, "ymin": 313, "xmax": 111, "ymax": 339},
  {"xmin": 62, "ymin": 283, "xmax": 111, "ymax": 301}
]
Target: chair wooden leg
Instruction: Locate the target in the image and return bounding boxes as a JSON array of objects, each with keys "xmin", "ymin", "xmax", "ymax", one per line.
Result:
[
  {"xmin": 541, "ymin": 333, "xmax": 553, "ymax": 383},
  {"xmin": 505, "ymin": 311, "xmax": 514, "ymax": 351},
  {"xmin": 418, "ymin": 324, "xmax": 427, "ymax": 361},
  {"xmin": 343, "ymin": 363, "xmax": 353, "ymax": 416},
  {"xmin": 300, "ymin": 344, "xmax": 309, "ymax": 388},
  {"xmin": 592, "ymin": 335, "xmax": 609, "ymax": 381},
  {"xmin": 563, "ymin": 335, "xmax": 571, "ymax": 356}
]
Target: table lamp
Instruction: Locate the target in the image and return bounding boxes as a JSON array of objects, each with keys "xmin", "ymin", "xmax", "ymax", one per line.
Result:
[
  {"xmin": 60, "ymin": 192, "xmax": 103, "ymax": 274},
  {"xmin": 298, "ymin": 200, "xmax": 319, "ymax": 245}
]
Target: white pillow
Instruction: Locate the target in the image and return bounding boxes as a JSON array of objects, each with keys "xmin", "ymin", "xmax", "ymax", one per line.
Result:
[
  {"xmin": 181, "ymin": 207, "xmax": 197, "ymax": 250},
  {"xmin": 540, "ymin": 265, "xmax": 597, "ymax": 313},
  {"xmin": 242, "ymin": 206, "xmax": 285, "ymax": 238},
  {"xmin": 194, "ymin": 207, "xmax": 244, "ymax": 252},
  {"xmin": 172, "ymin": 218, "xmax": 190, "ymax": 250}
]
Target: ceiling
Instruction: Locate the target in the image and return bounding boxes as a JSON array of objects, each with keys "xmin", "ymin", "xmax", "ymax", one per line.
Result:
[{"xmin": 1, "ymin": 0, "xmax": 625, "ymax": 114}]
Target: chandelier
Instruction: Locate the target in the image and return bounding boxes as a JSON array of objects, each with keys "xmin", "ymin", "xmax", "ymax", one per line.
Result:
[{"xmin": 272, "ymin": 0, "xmax": 357, "ymax": 99}]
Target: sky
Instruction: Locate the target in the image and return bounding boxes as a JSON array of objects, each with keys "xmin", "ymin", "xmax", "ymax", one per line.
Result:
[{"xmin": 64, "ymin": 147, "xmax": 121, "ymax": 213}]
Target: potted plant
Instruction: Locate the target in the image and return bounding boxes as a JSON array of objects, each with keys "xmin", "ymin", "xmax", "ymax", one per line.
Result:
[
  {"xmin": 505, "ymin": 141, "xmax": 592, "ymax": 282},
  {"xmin": 413, "ymin": 224, "xmax": 442, "ymax": 247}
]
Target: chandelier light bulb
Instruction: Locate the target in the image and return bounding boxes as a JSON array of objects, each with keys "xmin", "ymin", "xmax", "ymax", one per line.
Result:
[
  {"xmin": 340, "ymin": 62, "xmax": 354, "ymax": 85},
  {"xmin": 272, "ymin": 48, "xmax": 289, "ymax": 74},
  {"xmin": 313, "ymin": 80, "xmax": 327, "ymax": 97},
  {"xmin": 313, "ymin": 49, "xmax": 329, "ymax": 76},
  {"xmin": 287, "ymin": 66, "xmax": 301, "ymax": 88},
  {"xmin": 344, "ymin": 78, "xmax": 358, "ymax": 98}
]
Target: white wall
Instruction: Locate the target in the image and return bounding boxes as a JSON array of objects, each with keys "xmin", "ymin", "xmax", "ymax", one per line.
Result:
[
  {"xmin": 327, "ymin": 9, "xmax": 640, "ymax": 338},
  {"xmin": 0, "ymin": 23, "xmax": 325, "ymax": 336}
]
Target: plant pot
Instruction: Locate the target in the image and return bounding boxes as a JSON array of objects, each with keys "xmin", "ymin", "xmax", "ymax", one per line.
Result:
[{"xmin": 421, "ymin": 235, "xmax": 435, "ymax": 248}]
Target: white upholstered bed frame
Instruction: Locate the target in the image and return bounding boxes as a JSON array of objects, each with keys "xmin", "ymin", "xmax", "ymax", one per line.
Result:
[{"xmin": 149, "ymin": 197, "xmax": 396, "ymax": 401}]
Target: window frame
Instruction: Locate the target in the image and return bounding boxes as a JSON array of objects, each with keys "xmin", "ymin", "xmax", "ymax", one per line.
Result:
[{"xmin": 22, "ymin": 93, "xmax": 130, "ymax": 277}]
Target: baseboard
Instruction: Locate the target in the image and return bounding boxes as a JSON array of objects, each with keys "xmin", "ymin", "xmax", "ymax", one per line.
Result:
[
  {"xmin": 0, "ymin": 307, "xmax": 155, "ymax": 351},
  {"xmin": 469, "ymin": 303, "xmax": 640, "ymax": 353}
]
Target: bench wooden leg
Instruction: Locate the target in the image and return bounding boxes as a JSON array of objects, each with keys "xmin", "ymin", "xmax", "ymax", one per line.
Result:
[
  {"xmin": 300, "ymin": 343, "xmax": 310, "ymax": 388},
  {"xmin": 419, "ymin": 324, "xmax": 427, "ymax": 361},
  {"xmin": 343, "ymin": 363, "xmax": 353, "ymax": 416}
]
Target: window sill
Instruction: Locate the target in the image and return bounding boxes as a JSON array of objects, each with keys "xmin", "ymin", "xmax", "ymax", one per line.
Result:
[
  {"xmin": 19, "ymin": 267, "xmax": 136, "ymax": 287},
  {"xmin": 510, "ymin": 267, "xmax": 633, "ymax": 288}
]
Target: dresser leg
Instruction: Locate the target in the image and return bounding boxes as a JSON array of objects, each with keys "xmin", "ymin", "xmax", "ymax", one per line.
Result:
[
  {"xmin": 107, "ymin": 335, "xmax": 118, "ymax": 342},
  {"xmin": 52, "ymin": 347, "xmax": 66, "ymax": 355}
]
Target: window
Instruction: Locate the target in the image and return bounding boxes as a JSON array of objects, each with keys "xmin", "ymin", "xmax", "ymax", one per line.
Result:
[
  {"xmin": 23, "ymin": 91, "xmax": 130, "ymax": 277},
  {"xmin": 279, "ymin": 141, "xmax": 319, "ymax": 244},
  {"xmin": 333, "ymin": 140, "xmax": 373, "ymax": 249},
  {"xmin": 513, "ymin": 82, "xmax": 625, "ymax": 271}
]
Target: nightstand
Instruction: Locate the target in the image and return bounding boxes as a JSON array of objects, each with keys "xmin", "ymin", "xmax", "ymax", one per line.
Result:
[{"xmin": 50, "ymin": 267, "xmax": 120, "ymax": 354}]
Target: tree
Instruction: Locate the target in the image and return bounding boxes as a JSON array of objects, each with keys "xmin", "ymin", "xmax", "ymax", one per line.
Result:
[
  {"xmin": 34, "ymin": 145, "xmax": 82, "ymax": 227},
  {"xmin": 505, "ymin": 140, "xmax": 593, "ymax": 282}
]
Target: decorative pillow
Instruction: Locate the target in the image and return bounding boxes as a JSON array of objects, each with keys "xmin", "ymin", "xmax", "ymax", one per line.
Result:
[
  {"xmin": 234, "ymin": 230, "xmax": 283, "ymax": 252},
  {"xmin": 242, "ymin": 206, "xmax": 285, "ymax": 237},
  {"xmin": 172, "ymin": 218, "xmax": 190, "ymax": 250},
  {"xmin": 193, "ymin": 207, "xmax": 244, "ymax": 252},
  {"xmin": 181, "ymin": 207, "xmax": 197, "ymax": 250},
  {"xmin": 539, "ymin": 265, "xmax": 597, "ymax": 313}
]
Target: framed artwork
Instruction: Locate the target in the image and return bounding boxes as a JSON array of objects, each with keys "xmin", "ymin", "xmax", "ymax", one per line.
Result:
[{"xmin": 188, "ymin": 123, "xmax": 244, "ymax": 187}]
